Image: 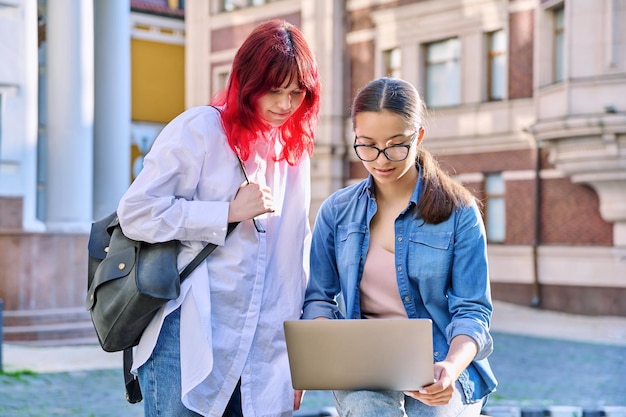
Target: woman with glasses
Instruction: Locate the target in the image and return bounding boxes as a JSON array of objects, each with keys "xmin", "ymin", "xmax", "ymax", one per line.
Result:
[
  {"xmin": 302, "ymin": 77, "xmax": 497, "ymax": 417},
  {"xmin": 117, "ymin": 20, "xmax": 320, "ymax": 417}
]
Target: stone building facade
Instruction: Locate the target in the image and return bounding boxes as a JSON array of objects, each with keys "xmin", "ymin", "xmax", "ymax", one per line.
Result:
[
  {"xmin": 0, "ymin": 0, "xmax": 624, "ymax": 344},
  {"xmin": 185, "ymin": 0, "xmax": 626, "ymax": 315}
]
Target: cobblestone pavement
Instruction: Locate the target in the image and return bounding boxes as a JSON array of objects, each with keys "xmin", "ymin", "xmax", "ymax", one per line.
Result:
[{"xmin": 1, "ymin": 331, "xmax": 625, "ymax": 417}]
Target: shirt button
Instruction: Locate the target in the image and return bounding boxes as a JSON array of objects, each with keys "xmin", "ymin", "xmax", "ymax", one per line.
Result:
[
  {"xmin": 397, "ymin": 266, "xmax": 402, "ymax": 272},
  {"xmin": 434, "ymin": 351, "xmax": 439, "ymax": 357},
  {"xmin": 397, "ymin": 236, "xmax": 403, "ymax": 242},
  {"xmin": 404, "ymin": 296, "xmax": 410, "ymax": 302}
]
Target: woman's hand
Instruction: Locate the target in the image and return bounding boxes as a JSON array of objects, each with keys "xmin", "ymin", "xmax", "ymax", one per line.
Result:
[
  {"xmin": 404, "ymin": 334, "xmax": 478, "ymax": 406},
  {"xmin": 294, "ymin": 389, "xmax": 305, "ymax": 410},
  {"xmin": 403, "ymin": 361, "xmax": 455, "ymax": 405},
  {"xmin": 228, "ymin": 182, "xmax": 274, "ymax": 222}
]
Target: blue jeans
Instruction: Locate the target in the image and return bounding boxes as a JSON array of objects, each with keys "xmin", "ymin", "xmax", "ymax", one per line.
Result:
[
  {"xmin": 138, "ymin": 307, "xmax": 243, "ymax": 417},
  {"xmin": 332, "ymin": 381, "xmax": 484, "ymax": 417}
]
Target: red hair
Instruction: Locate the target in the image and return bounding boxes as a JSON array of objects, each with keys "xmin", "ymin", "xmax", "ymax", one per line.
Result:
[{"xmin": 211, "ymin": 20, "xmax": 321, "ymax": 165}]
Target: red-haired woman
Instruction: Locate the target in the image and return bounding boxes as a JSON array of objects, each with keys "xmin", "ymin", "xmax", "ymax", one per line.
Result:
[{"xmin": 117, "ymin": 19, "xmax": 321, "ymax": 417}]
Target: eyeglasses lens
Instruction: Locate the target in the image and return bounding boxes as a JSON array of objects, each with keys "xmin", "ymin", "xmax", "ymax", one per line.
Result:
[{"xmin": 354, "ymin": 145, "xmax": 410, "ymax": 162}]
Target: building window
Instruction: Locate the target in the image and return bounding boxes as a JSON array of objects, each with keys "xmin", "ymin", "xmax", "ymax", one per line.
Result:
[
  {"xmin": 553, "ymin": 6, "xmax": 565, "ymax": 83},
  {"xmin": 485, "ymin": 173, "xmax": 506, "ymax": 243},
  {"xmin": 487, "ymin": 29, "xmax": 506, "ymax": 101},
  {"xmin": 383, "ymin": 48, "xmax": 401, "ymax": 78},
  {"xmin": 425, "ymin": 38, "xmax": 460, "ymax": 108},
  {"xmin": 217, "ymin": 70, "xmax": 229, "ymax": 92},
  {"xmin": 212, "ymin": 66, "xmax": 231, "ymax": 98},
  {"xmin": 167, "ymin": 0, "xmax": 184, "ymax": 9},
  {"xmin": 0, "ymin": 93, "xmax": 3, "ymax": 158},
  {"xmin": 222, "ymin": 0, "xmax": 247, "ymax": 11},
  {"xmin": 220, "ymin": 0, "xmax": 275, "ymax": 11}
]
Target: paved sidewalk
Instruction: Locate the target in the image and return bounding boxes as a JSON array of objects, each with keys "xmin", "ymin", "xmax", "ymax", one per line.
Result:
[
  {"xmin": 3, "ymin": 301, "xmax": 625, "ymax": 373},
  {"xmin": 1, "ymin": 301, "xmax": 625, "ymax": 417},
  {"xmin": 489, "ymin": 301, "xmax": 626, "ymax": 346},
  {"xmin": 2, "ymin": 343, "xmax": 121, "ymax": 373}
]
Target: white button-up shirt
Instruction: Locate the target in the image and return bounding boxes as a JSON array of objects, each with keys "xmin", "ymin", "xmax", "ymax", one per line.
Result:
[{"xmin": 117, "ymin": 106, "xmax": 311, "ymax": 416}]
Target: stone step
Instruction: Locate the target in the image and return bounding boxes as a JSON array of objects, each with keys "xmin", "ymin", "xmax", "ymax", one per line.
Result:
[
  {"xmin": 3, "ymin": 321, "xmax": 97, "ymax": 341},
  {"xmin": 2, "ymin": 309, "xmax": 97, "ymax": 343},
  {"xmin": 5, "ymin": 336, "xmax": 100, "ymax": 347},
  {"xmin": 3, "ymin": 307, "xmax": 91, "ymax": 327}
]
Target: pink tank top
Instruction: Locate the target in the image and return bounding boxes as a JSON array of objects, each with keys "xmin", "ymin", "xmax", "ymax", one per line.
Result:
[{"xmin": 360, "ymin": 241, "xmax": 408, "ymax": 319}]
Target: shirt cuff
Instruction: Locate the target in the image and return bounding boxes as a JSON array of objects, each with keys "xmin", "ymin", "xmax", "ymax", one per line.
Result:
[
  {"xmin": 185, "ymin": 201, "xmax": 230, "ymax": 245},
  {"xmin": 446, "ymin": 318, "xmax": 494, "ymax": 361}
]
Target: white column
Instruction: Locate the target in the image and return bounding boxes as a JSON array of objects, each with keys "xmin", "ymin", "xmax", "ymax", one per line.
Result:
[
  {"xmin": 301, "ymin": 0, "xmax": 347, "ymax": 219},
  {"xmin": 45, "ymin": 0, "xmax": 94, "ymax": 231},
  {"xmin": 93, "ymin": 0, "xmax": 131, "ymax": 220},
  {"xmin": 185, "ymin": 0, "xmax": 210, "ymax": 108},
  {"xmin": 18, "ymin": 0, "xmax": 45, "ymax": 231}
]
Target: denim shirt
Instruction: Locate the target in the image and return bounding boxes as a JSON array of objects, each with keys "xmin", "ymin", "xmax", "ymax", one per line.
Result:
[{"xmin": 302, "ymin": 171, "xmax": 498, "ymax": 403}]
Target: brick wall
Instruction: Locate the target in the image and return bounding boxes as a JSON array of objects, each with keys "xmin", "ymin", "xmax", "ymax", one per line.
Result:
[
  {"xmin": 541, "ymin": 178, "xmax": 613, "ymax": 245},
  {"xmin": 508, "ymin": 9, "xmax": 534, "ymax": 99},
  {"xmin": 210, "ymin": 12, "xmax": 302, "ymax": 52},
  {"xmin": 438, "ymin": 149, "xmax": 535, "ymax": 173},
  {"xmin": 505, "ymin": 180, "xmax": 537, "ymax": 245},
  {"xmin": 0, "ymin": 197, "xmax": 23, "ymax": 229},
  {"xmin": 349, "ymin": 40, "xmax": 376, "ymax": 104}
]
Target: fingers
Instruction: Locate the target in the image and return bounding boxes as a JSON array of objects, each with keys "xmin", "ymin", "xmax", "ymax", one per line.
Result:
[
  {"xmin": 404, "ymin": 383, "xmax": 455, "ymax": 406},
  {"xmin": 258, "ymin": 185, "xmax": 275, "ymax": 213},
  {"xmin": 405, "ymin": 390, "xmax": 454, "ymax": 406},
  {"xmin": 229, "ymin": 183, "xmax": 275, "ymax": 223},
  {"xmin": 294, "ymin": 389, "xmax": 305, "ymax": 411},
  {"xmin": 404, "ymin": 374, "xmax": 455, "ymax": 406},
  {"xmin": 247, "ymin": 183, "xmax": 275, "ymax": 213}
]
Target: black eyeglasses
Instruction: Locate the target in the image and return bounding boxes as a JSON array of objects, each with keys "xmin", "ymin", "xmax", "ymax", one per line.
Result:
[{"xmin": 353, "ymin": 133, "xmax": 417, "ymax": 162}]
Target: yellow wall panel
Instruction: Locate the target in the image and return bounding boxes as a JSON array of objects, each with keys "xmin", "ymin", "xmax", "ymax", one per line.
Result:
[{"xmin": 131, "ymin": 39, "xmax": 185, "ymax": 123}]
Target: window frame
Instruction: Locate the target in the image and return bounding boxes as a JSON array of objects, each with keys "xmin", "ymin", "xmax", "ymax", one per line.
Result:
[
  {"xmin": 383, "ymin": 47, "xmax": 401, "ymax": 79},
  {"xmin": 0, "ymin": 92, "xmax": 3, "ymax": 159},
  {"xmin": 219, "ymin": 0, "xmax": 277, "ymax": 12},
  {"xmin": 553, "ymin": 6, "xmax": 565, "ymax": 83},
  {"xmin": 484, "ymin": 172, "xmax": 506, "ymax": 243},
  {"xmin": 486, "ymin": 29, "xmax": 506, "ymax": 101},
  {"xmin": 423, "ymin": 37, "xmax": 461, "ymax": 108},
  {"xmin": 211, "ymin": 64, "xmax": 232, "ymax": 99}
]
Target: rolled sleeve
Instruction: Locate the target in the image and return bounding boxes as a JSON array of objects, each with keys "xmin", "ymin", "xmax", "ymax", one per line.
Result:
[
  {"xmin": 301, "ymin": 302, "xmax": 339, "ymax": 320},
  {"xmin": 446, "ymin": 317, "xmax": 493, "ymax": 360},
  {"xmin": 445, "ymin": 202, "xmax": 494, "ymax": 361}
]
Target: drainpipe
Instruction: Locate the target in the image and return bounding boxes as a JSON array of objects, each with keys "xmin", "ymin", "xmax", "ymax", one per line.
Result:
[{"xmin": 530, "ymin": 141, "xmax": 542, "ymax": 307}]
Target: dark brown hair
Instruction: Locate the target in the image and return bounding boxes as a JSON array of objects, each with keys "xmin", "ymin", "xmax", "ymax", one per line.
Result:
[{"xmin": 351, "ymin": 77, "xmax": 476, "ymax": 224}]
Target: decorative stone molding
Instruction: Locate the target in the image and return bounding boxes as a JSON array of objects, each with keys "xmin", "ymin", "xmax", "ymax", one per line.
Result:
[{"xmin": 530, "ymin": 113, "xmax": 626, "ymax": 245}]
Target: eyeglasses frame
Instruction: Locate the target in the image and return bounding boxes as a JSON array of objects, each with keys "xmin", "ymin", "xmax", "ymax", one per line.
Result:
[{"xmin": 353, "ymin": 132, "xmax": 418, "ymax": 162}]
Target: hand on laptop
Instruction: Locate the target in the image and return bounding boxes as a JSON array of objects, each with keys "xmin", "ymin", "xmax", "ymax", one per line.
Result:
[
  {"xmin": 294, "ymin": 389, "xmax": 304, "ymax": 410},
  {"xmin": 404, "ymin": 333, "xmax": 479, "ymax": 405},
  {"xmin": 403, "ymin": 361, "xmax": 454, "ymax": 406}
]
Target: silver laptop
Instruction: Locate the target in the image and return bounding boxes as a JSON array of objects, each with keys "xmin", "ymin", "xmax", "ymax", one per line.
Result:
[{"xmin": 283, "ymin": 319, "xmax": 434, "ymax": 391}]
